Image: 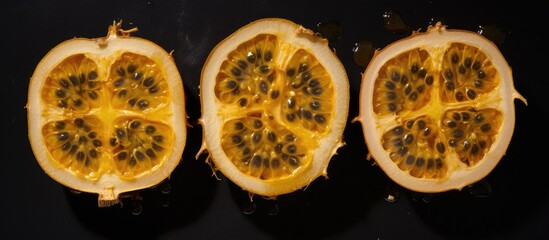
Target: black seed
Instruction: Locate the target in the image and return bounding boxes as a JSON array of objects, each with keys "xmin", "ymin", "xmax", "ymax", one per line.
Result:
[
  {"xmin": 69, "ymin": 145, "xmax": 78, "ymax": 154},
  {"xmin": 445, "ymin": 81, "xmax": 455, "ymax": 90},
  {"xmin": 291, "ymin": 80, "xmax": 304, "ymax": 89},
  {"xmin": 55, "ymin": 89, "xmax": 66, "ymax": 98},
  {"xmin": 406, "ymin": 120, "xmax": 414, "ymax": 129},
  {"xmin": 461, "ymin": 112, "xmax": 471, "ymax": 121},
  {"xmin": 288, "ymin": 156, "xmax": 299, "ymax": 166},
  {"xmin": 130, "ymin": 121, "xmax": 141, "ymax": 129},
  {"xmin": 452, "ymin": 112, "xmax": 461, "ymax": 121},
  {"xmin": 118, "ymin": 89, "xmax": 128, "ymax": 98},
  {"xmin": 259, "ymin": 65, "xmax": 270, "ymax": 74},
  {"xmin": 444, "ymin": 69, "xmax": 454, "ymax": 80},
  {"xmin": 455, "ymin": 91, "xmax": 464, "ymax": 101},
  {"xmin": 238, "ymin": 60, "xmax": 248, "ymax": 69},
  {"xmin": 403, "ymin": 134, "xmax": 414, "ymax": 145},
  {"xmin": 231, "ymin": 67, "xmax": 241, "ymax": 77},
  {"xmin": 458, "ymin": 64, "xmax": 466, "ymax": 74},
  {"xmin": 117, "ymin": 151, "xmax": 128, "ymax": 161},
  {"xmin": 404, "ymin": 85, "xmax": 412, "ymax": 95},
  {"xmin": 447, "ymin": 120, "xmax": 457, "ymax": 128},
  {"xmin": 69, "ymin": 75, "xmax": 79, "ymax": 86},
  {"xmin": 268, "ymin": 132, "xmax": 276, "ymax": 142},
  {"xmin": 89, "ymin": 149, "xmax": 98, "ymax": 158},
  {"xmin": 116, "ymin": 68, "xmax": 126, "ymax": 77},
  {"xmin": 393, "ymin": 138, "xmax": 403, "ymax": 147},
  {"xmin": 287, "ymin": 144, "xmax": 297, "ymax": 154},
  {"xmin": 275, "ymin": 143, "xmax": 283, "ymax": 153},
  {"xmin": 481, "ymin": 123, "xmax": 491, "ymax": 132},
  {"xmin": 466, "ymin": 89, "xmax": 477, "ymax": 99},
  {"xmin": 110, "ymin": 137, "xmax": 117, "ymax": 146},
  {"xmin": 145, "ymin": 125, "xmax": 156, "ymax": 134},
  {"xmin": 137, "ymin": 99, "xmax": 149, "ymax": 109},
  {"xmin": 238, "ymin": 98, "xmax": 248, "ymax": 107},
  {"xmin": 226, "ymin": 80, "xmax": 237, "ymax": 89},
  {"xmin": 385, "ymin": 81, "xmax": 395, "ymax": 90},
  {"xmin": 286, "ymin": 113, "xmax": 296, "ymax": 122},
  {"xmin": 55, "ymin": 121, "xmax": 65, "ymax": 130},
  {"xmin": 58, "ymin": 132, "xmax": 69, "ymax": 141},
  {"xmin": 474, "ymin": 114, "xmax": 484, "ymax": 123},
  {"xmin": 127, "ymin": 64, "xmax": 137, "ymax": 73},
  {"xmin": 251, "ymin": 155, "xmax": 261, "ymax": 168},
  {"xmin": 152, "ymin": 142, "xmax": 163, "ymax": 151},
  {"xmin": 88, "ymin": 71, "xmax": 98, "ymax": 80},
  {"xmin": 464, "ymin": 57, "xmax": 472, "ymax": 67},
  {"xmin": 416, "ymin": 157, "xmax": 425, "ymax": 167},
  {"xmin": 263, "ymin": 158, "xmax": 270, "ymax": 168},
  {"xmin": 93, "ymin": 139, "xmax": 102, "ymax": 147},
  {"xmin": 479, "ymin": 140, "xmax": 487, "ymax": 148},
  {"xmin": 417, "ymin": 85, "xmax": 425, "ymax": 93},
  {"xmin": 463, "ymin": 140, "xmax": 471, "ymax": 150},
  {"xmin": 397, "ymin": 146, "xmax": 409, "ymax": 156},
  {"xmin": 242, "ymin": 147, "xmax": 251, "ymax": 155},
  {"xmin": 286, "ymin": 134, "xmax": 296, "ymax": 142},
  {"xmin": 114, "ymin": 79, "xmax": 125, "ymax": 87},
  {"xmin": 405, "ymin": 155, "xmax": 415, "ymax": 165},
  {"xmin": 270, "ymin": 90, "xmax": 280, "ymax": 99},
  {"xmin": 451, "ymin": 53, "xmax": 459, "ymax": 64},
  {"xmin": 252, "ymin": 132, "xmax": 262, "ymax": 143},
  {"xmin": 264, "ymin": 51, "xmax": 273, "ymax": 61},
  {"xmin": 436, "ymin": 142, "xmax": 446, "ymax": 154},
  {"xmin": 417, "ymin": 120, "xmax": 426, "ymax": 129},
  {"xmin": 271, "ymin": 158, "xmax": 280, "ymax": 168},
  {"xmin": 76, "ymin": 151, "xmax": 85, "ymax": 161},
  {"xmin": 259, "ymin": 80, "xmax": 269, "ymax": 94},
  {"xmin": 73, "ymin": 118, "xmax": 84, "ymax": 127},
  {"xmin": 298, "ymin": 63, "xmax": 308, "ymax": 73},
  {"xmin": 241, "ymin": 156, "xmax": 251, "ymax": 165},
  {"xmin": 146, "ymin": 148, "xmax": 156, "ymax": 158},
  {"xmin": 471, "ymin": 144, "xmax": 479, "ymax": 154},
  {"xmin": 133, "ymin": 72, "xmax": 143, "ymax": 81},
  {"xmin": 231, "ymin": 135, "xmax": 243, "ymax": 144},
  {"xmin": 128, "ymin": 157, "xmax": 137, "ymax": 166},
  {"xmin": 387, "ymin": 92, "xmax": 397, "ymax": 100},
  {"xmin": 115, "ymin": 128, "xmax": 126, "ymax": 140},
  {"xmin": 286, "ymin": 68, "xmax": 296, "ymax": 77},
  {"xmin": 472, "ymin": 61, "xmax": 481, "ymax": 71},
  {"xmin": 477, "ymin": 70, "xmax": 486, "ymax": 79},
  {"xmin": 393, "ymin": 126, "xmax": 404, "ymax": 135},
  {"xmin": 400, "ymin": 75, "xmax": 408, "ymax": 84},
  {"xmin": 311, "ymin": 87, "xmax": 323, "ymax": 95},
  {"xmin": 387, "ymin": 103, "xmax": 397, "ymax": 112},
  {"xmin": 391, "ymin": 71, "xmax": 401, "ymax": 81},
  {"xmin": 287, "ymin": 97, "xmax": 296, "ymax": 109},
  {"xmin": 308, "ymin": 79, "xmax": 320, "ymax": 88},
  {"xmin": 78, "ymin": 136, "xmax": 88, "ymax": 144},
  {"xmin": 60, "ymin": 79, "xmax": 70, "ymax": 88},
  {"xmin": 301, "ymin": 71, "xmax": 312, "ymax": 82},
  {"xmin": 234, "ymin": 122, "xmax": 244, "ymax": 130},
  {"xmin": 314, "ymin": 114, "xmax": 326, "ymax": 124},
  {"xmin": 254, "ymin": 119, "xmax": 263, "ymax": 129},
  {"xmin": 135, "ymin": 151, "xmax": 145, "ymax": 161},
  {"xmin": 247, "ymin": 52, "xmax": 256, "ymax": 63},
  {"xmin": 143, "ymin": 77, "xmax": 155, "ymax": 87},
  {"xmin": 453, "ymin": 129, "xmax": 465, "ymax": 139},
  {"xmin": 418, "ymin": 68, "xmax": 427, "ymax": 78},
  {"xmin": 149, "ymin": 85, "xmax": 160, "ymax": 94},
  {"xmin": 409, "ymin": 92, "xmax": 418, "ymax": 101},
  {"xmin": 427, "ymin": 158, "xmax": 435, "ymax": 170},
  {"xmin": 303, "ymin": 110, "xmax": 313, "ymax": 119},
  {"xmin": 435, "ymin": 158, "xmax": 443, "ymax": 169},
  {"xmin": 281, "ymin": 153, "xmax": 289, "ymax": 160},
  {"xmin": 449, "ymin": 139, "xmax": 457, "ymax": 147},
  {"xmin": 88, "ymin": 91, "xmax": 98, "ymax": 99},
  {"xmin": 474, "ymin": 80, "xmax": 483, "ymax": 88},
  {"xmin": 310, "ymin": 101, "xmax": 321, "ymax": 110},
  {"xmin": 410, "ymin": 64, "xmax": 419, "ymax": 74},
  {"xmin": 73, "ymin": 99, "xmax": 83, "ymax": 107}
]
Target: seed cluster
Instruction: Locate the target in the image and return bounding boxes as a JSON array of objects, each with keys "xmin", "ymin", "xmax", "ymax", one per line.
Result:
[
  {"xmin": 109, "ymin": 118, "xmax": 170, "ymax": 176},
  {"xmin": 382, "ymin": 117, "xmax": 447, "ymax": 179}
]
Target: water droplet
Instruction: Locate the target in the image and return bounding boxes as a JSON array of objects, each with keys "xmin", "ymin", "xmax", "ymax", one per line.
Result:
[
  {"xmin": 130, "ymin": 201, "xmax": 143, "ymax": 216},
  {"xmin": 241, "ymin": 201, "xmax": 257, "ymax": 215},
  {"xmin": 382, "ymin": 10, "xmax": 410, "ymax": 33},
  {"xmin": 478, "ymin": 25, "xmax": 505, "ymax": 47},
  {"xmin": 68, "ymin": 188, "xmax": 82, "ymax": 195},
  {"xmin": 383, "ymin": 181, "xmax": 401, "ymax": 203},
  {"xmin": 353, "ymin": 40, "xmax": 375, "ymax": 68},
  {"xmin": 160, "ymin": 182, "xmax": 171, "ymax": 194},
  {"xmin": 465, "ymin": 179, "xmax": 492, "ymax": 198},
  {"xmin": 160, "ymin": 199, "xmax": 170, "ymax": 207},
  {"xmin": 316, "ymin": 20, "xmax": 343, "ymax": 42},
  {"xmin": 267, "ymin": 202, "xmax": 279, "ymax": 216}
]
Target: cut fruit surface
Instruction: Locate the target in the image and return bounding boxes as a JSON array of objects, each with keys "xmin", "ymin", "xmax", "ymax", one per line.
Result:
[
  {"xmin": 27, "ymin": 21, "xmax": 187, "ymax": 206},
  {"xmin": 355, "ymin": 22, "xmax": 526, "ymax": 193},
  {"xmin": 199, "ymin": 18, "xmax": 349, "ymax": 198}
]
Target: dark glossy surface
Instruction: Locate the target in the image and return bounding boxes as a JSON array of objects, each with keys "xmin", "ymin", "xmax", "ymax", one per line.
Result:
[{"xmin": 2, "ymin": 0, "xmax": 547, "ymax": 239}]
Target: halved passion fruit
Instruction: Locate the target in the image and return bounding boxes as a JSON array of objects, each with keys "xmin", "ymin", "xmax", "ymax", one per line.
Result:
[
  {"xmin": 199, "ymin": 18, "xmax": 349, "ymax": 198},
  {"xmin": 27, "ymin": 21, "xmax": 187, "ymax": 206},
  {"xmin": 355, "ymin": 22, "xmax": 526, "ymax": 193}
]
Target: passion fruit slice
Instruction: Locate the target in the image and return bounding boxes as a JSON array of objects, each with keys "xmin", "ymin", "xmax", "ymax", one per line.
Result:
[
  {"xmin": 355, "ymin": 22, "xmax": 526, "ymax": 193},
  {"xmin": 199, "ymin": 18, "xmax": 349, "ymax": 198},
  {"xmin": 27, "ymin": 21, "xmax": 187, "ymax": 206}
]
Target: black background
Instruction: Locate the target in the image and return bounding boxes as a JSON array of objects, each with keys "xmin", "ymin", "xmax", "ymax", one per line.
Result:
[{"xmin": 2, "ymin": 0, "xmax": 547, "ymax": 239}]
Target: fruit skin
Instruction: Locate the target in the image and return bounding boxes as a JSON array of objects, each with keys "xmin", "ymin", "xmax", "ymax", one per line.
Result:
[
  {"xmin": 198, "ymin": 18, "xmax": 349, "ymax": 199},
  {"xmin": 27, "ymin": 21, "xmax": 187, "ymax": 207},
  {"xmin": 354, "ymin": 22, "xmax": 527, "ymax": 193}
]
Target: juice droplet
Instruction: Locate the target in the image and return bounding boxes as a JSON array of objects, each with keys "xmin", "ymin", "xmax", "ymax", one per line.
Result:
[
  {"xmin": 241, "ymin": 201, "xmax": 257, "ymax": 215},
  {"xmin": 382, "ymin": 10, "xmax": 410, "ymax": 34},
  {"xmin": 465, "ymin": 179, "xmax": 492, "ymax": 198},
  {"xmin": 353, "ymin": 40, "xmax": 376, "ymax": 68},
  {"xmin": 130, "ymin": 201, "xmax": 143, "ymax": 215},
  {"xmin": 161, "ymin": 198, "xmax": 170, "ymax": 207},
  {"xmin": 427, "ymin": 17, "xmax": 445, "ymax": 28},
  {"xmin": 68, "ymin": 188, "xmax": 82, "ymax": 195},
  {"xmin": 267, "ymin": 202, "xmax": 279, "ymax": 216},
  {"xmin": 160, "ymin": 181, "xmax": 171, "ymax": 194},
  {"xmin": 317, "ymin": 20, "xmax": 343, "ymax": 42},
  {"xmin": 383, "ymin": 181, "xmax": 401, "ymax": 203},
  {"xmin": 478, "ymin": 25, "xmax": 505, "ymax": 47}
]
